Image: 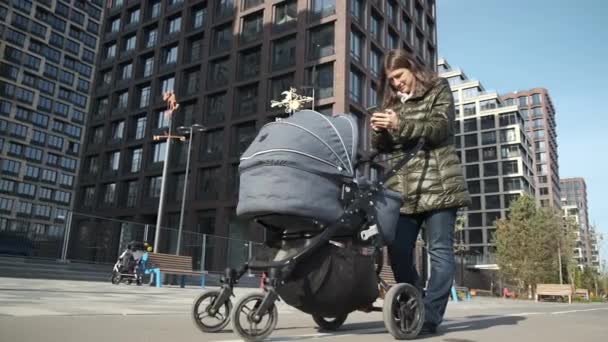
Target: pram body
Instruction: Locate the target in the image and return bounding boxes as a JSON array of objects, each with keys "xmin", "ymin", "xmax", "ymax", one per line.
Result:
[
  {"xmin": 192, "ymin": 111, "xmax": 426, "ymax": 341},
  {"xmin": 111, "ymin": 241, "xmax": 145, "ymax": 285}
]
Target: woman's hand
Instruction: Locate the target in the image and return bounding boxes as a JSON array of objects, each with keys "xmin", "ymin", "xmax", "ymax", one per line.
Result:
[{"xmin": 370, "ymin": 109, "xmax": 400, "ymax": 132}]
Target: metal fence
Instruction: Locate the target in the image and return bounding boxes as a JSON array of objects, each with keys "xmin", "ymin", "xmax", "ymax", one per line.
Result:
[{"xmin": 0, "ymin": 210, "xmax": 273, "ymax": 274}]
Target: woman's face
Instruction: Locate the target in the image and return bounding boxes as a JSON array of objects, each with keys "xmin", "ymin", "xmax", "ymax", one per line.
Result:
[{"xmin": 387, "ymin": 67, "xmax": 416, "ymax": 94}]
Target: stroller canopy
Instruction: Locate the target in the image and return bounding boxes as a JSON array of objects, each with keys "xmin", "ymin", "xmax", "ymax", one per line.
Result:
[
  {"xmin": 237, "ymin": 110, "xmax": 359, "ymax": 222},
  {"xmin": 239, "ymin": 110, "xmax": 358, "ymax": 178}
]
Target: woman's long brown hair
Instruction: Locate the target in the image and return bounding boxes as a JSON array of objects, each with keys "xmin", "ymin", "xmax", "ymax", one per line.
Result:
[{"xmin": 380, "ymin": 49, "xmax": 437, "ymax": 108}]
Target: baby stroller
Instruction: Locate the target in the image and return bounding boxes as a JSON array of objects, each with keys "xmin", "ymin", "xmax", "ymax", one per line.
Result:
[
  {"xmin": 111, "ymin": 241, "xmax": 146, "ymax": 285},
  {"xmin": 192, "ymin": 110, "xmax": 426, "ymax": 341}
]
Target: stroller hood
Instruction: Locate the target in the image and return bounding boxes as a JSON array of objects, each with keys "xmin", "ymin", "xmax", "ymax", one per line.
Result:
[
  {"xmin": 237, "ymin": 111, "xmax": 359, "ymax": 222},
  {"xmin": 239, "ymin": 110, "xmax": 358, "ymax": 178}
]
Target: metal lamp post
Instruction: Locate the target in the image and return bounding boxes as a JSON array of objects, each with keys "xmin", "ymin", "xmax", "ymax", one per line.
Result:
[
  {"xmin": 175, "ymin": 124, "xmax": 206, "ymax": 255},
  {"xmin": 153, "ymin": 91, "xmax": 181, "ymax": 253}
]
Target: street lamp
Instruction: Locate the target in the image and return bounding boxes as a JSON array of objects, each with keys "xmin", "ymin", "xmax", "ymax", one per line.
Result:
[
  {"xmin": 175, "ymin": 124, "xmax": 206, "ymax": 255},
  {"xmin": 153, "ymin": 91, "xmax": 181, "ymax": 253}
]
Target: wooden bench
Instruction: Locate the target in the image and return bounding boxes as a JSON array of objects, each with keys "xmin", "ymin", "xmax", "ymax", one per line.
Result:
[
  {"xmin": 146, "ymin": 253, "xmax": 206, "ymax": 288},
  {"xmin": 575, "ymin": 288, "xmax": 590, "ymax": 300},
  {"xmin": 535, "ymin": 284, "xmax": 572, "ymax": 304}
]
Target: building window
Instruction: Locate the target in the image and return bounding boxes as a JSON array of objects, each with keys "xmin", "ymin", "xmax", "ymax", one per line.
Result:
[
  {"xmin": 124, "ymin": 35, "xmax": 136, "ymax": 52},
  {"xmin": 139, "ymin": 86, "xmax": 151, "ymax": 108},
  {"xmin": 484, "ymin": 179, "xmax": 499, "ymax": 193},
  {"xmin": 232, "ymin": 122, "xmax": 257, "ymax": 157},
  {"xmin": 213, "ymin": 24, "xmax": 232, "ymax": 51},
  {"xmin": 274, "ymin": 0, "xmax": 297, "ymax": 30},
  {"xmin": 468, "ymin": 214, "xmax": 482, "ymax": 228},
  {"xmin": 201, "ymin": 129, "xmax": 224, "ymax": 161},
  {"xmin": 126, "ymin": 181, "xmax": 139, "ymax": 207},
  {"xmin": 369, "ymin": 47, "xmax": 382, "ymax": 77},
  {"xmin": 241, "ymin": 11, "xmax": 263, "ymax": 44},
  {"xmin": 134, "ymin": 116, "xmax": 147, "ymax": 139},
  {"xmin": 129, "ymin": 8, "xmax": 140, "ymax": 25},
  {"xmin": 518, "ymin": 96, "xmax": 528, "ymax": 107},
  {"xmin": 184, "ymin": 69, "xmax": 200, "ymax": 95},
  {"xmin": 164, "ymin": 45, "xmax": 178, "ymax": 65},
  {"xmin": 142, "ymin": 56, "xmax": 154, "ymax": 77},
  {"xmin": 308, "ymin": 63, "xmax": 334, "ymax": 99},
  {"xmin": 83, "ymin": 187, "xmax": 95, "ymax": 207},
  {"xmin": 205, "ymin": 92, "xmax": 227, "ymax": 124},
  {"xmin": 350, "ymin": 30, "xmax": 364, "ymax": 63},
  {"xmin": 504, "ymin": 178, "xmax": 522, "ymax": 192},
  {"xmin": 272, "ymin": 35, "xmax": 297, "ymax": 70},
  {"xmin": 462, "ymin": 87, "xmax": 479, "ymax": 99},
  {"xmin": 130, "ymin": 148, "xmax": 142, "ymax": 173},
  {"xmin": 208, "ymin": 59, "xmax": 230, "ymax": 88},
  {"xmin": 502, "ymin": 161, "xmax": 519, "ymax": 175},
  {"xmin": 350, "ymin": 0, "xmax": 364, "ymax": 22},
  {"xmin": 111, "ymin": 120, "xmax": 125, "ymax": 141},
  {"xmin": 117, "ymin": 91, "xmax": 129, "ymax": 110},
  {"xmin": 237, "ymin": 84, "xmax": 258, "ymax": 117},
  {"xmin": 388, "ymin": 30, "xmax": 399, "ymax": 50},
  {"xmin": 483, "ymin": 162, "xmax": 499, "ymax": 177},
  {"xmin": 370, "ymin": 12, "xmax": 383, "ymax": 43},
  {"xmin": 481, "ymin": 131, "xmax": 496, "ymax": 145},
  {"xmin": 238, "ymin": 48, "xmax": 261, "ymax": 81},
  {"xmin": 160, "ymin": 76, "xmax": 175, "ymax": 95},
  {"xmin": 485, "ymin": 195, "xmax": 501, "ymax": 210},
  {"xmin": 157, "ymin": 110, "xmax": 170, "ymax": 128},
  {"xmin": 192, "ymin": 6, "xmax": 207, "ymax": 29},
  {"xmin": 349, "ymin": 68, "xmax": 363, "ymax": 103},
  {"xmin": 482, "ymin": 146, "xmax": 497, "ymax": 161},
  {"xmin": 480, "ymin": 115, "xmax": 495, "ymax": 130},
  {"xmin": 465, "ymin": 150, "xmax": 479, "ymax": 163},
  {"xmin": 105, "ymin": 43, "xmax": 117, "ymax": 59},
  {"xmin": 167, "ymin": 16, "xmax": 182, "ymax": 35},
  {"xmin": 465, "ymin": 165, "xmax": 479, "ymax": 179},
  {"xmin": 107, "ymin": 151, "xmax": 121, "ymax": 171},
  {"xmin": 463, "ymin": 103, "xmax": 476, "ymax": 116},
  {"xmin": 311, "ymin": 0, "xmax": 335, "ymax": 19},
  {"xmin": 464, "ymin": 134, "xmax": 478, "ymax": 147},
  {"xmin": 120, "ymin": 63, "xmax": 133, "ymax": 80},
  {"xmin": 145, "ymin": 27, "xmax": 158, "ymax": 48},
  {"xmin": 152, "ymin": 142, "xmax": 166, "ymax": 163},
  {"xmin": 463, "ymin": 118, "xmax": 477, "ymax": 132},
  {"xmin": 188, "ymin": 36, "xmax": 204, "ymax": 63},
  {"xmin": 500, "ymin": 128, "xmax": 517, "ymax": 143},
  {"xmin": 103, "ymin": 183, "xmax": 116, "ymax": 205},
  {"xmin": 147, "ymin": 176, "xmax": 162, "ymax": 198},
  {"xmin": 215, "ymin": 0, "xmax": 234, "ymax": 20},
  {"xmin": 198, "ymin": 167, "xmax": 221, "ymax": 200},
  {"xmin": 501, "ymin": 144, "xmax": 520, "ymax": 158}
]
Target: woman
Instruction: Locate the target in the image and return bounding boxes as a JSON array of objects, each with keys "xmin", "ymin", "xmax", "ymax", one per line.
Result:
[{"xmin": 370, "ymin": 49, "xmax": 470, "ymax": 334}]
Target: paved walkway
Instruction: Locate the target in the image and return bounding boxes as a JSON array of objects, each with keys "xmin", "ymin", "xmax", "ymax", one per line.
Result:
[{"xmin": 1, "ymin": 277, "xmax": 607, "ymax": 342}]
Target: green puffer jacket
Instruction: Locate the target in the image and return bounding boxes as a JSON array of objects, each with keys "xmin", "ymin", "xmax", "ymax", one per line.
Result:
[{"xmin": 372, "ymin": 77, "xmax": 471, "ymax": 214}]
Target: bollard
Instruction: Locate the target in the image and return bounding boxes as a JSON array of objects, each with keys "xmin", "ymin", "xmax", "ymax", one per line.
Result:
[{"xmin": 260, "ymin": 272, "xmax": 266, "ymax": 289}]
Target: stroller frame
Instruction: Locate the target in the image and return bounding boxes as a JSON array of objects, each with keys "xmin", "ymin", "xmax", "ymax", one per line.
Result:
[{"xmin": 193, "ymin": 139, "xmax": 426, "ymax": 341}]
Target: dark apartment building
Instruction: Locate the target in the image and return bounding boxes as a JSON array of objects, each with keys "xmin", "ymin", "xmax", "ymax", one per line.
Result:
[
  {"xmin": 72, "ymin": 0, "xmax": 437, "ymax": 266},
  {"xmin": 0, "ymin": 0, "xmax": 104, "ymax": 258}
]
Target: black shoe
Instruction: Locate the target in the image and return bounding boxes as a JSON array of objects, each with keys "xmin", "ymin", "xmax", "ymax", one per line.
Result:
[{"xmin": 419, "ymin": 322, "xmax": 438, "ymax": 335}]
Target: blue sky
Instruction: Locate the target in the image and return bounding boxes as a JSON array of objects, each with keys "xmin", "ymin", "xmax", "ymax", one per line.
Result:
[{"xmin": 437, "ymin": 0, "xmax": 608, "ymax": 265}]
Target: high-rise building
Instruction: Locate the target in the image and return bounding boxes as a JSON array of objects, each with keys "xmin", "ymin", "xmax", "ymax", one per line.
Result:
[
  {"xmin": 72, "ymin": 0, "xmax": 438, "ymax": 263},
  {"xmin": 562, "ymin": 204, "xmax": 585, "ymax": 269},
  {"xmin": 560, "ymin": 177, "xmax": 597, "ymax": 269},
  {"xmin": 501, "ymin": 89, "xmax": 560, "ymax": 209},
  {"xmin": 0, "ymin": 0, "xmax": 104, "ymax": 257},
  {"xmin": 438, "ymin": 58, "xmax": 535, "ymax": 263}
]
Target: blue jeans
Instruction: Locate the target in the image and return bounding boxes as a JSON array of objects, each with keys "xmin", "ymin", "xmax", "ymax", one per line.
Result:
[{"xmin": 387, "ymin": 208, "xmax": 457, "ymax": 326}]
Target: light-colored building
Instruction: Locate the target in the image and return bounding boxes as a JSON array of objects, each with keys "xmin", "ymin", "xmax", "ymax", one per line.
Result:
[
  {"xmin": 563, "ymin": 204, "xmax": 585, "ymax": 270},
  {"xmin": 501, "ymin": 89, "xmax": 560, "ymax": 209},
  {"xmin": 438, "ymin": 58, "xmax": 535, "ymax": 264}
]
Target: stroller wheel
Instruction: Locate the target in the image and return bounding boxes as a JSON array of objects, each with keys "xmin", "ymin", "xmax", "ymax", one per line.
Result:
[
  {"xmin": 383, "ymin": 283, "xmax": 424, "ymax": 340},
  {"xmin": 312, "ymin": 313, "xmax": 348, "ymax": 331},
  {"xmin": 192, "ymin": 290, "xmax": 232, "ymax": 333},
  {"xmin": 231, "ymin": 292, "xmax": 278, "ymax": 342},
  {"xmin": 111, "ymin": 272, "xmax": 121, "ymax": 285},
  {"xmin": 126, "ymin": 278, "xmax": 133, "ymax": 285}
]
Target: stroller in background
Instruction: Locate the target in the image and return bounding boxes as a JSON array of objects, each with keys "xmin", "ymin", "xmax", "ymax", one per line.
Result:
[
  {"xmin": 111, "ymin": 241, "xmax": 146, "ymax": 285},
  {"xmin": 192, "ymin": 110, "xmax": 426, "ymax": 341}
]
